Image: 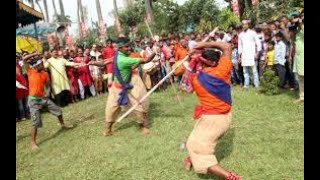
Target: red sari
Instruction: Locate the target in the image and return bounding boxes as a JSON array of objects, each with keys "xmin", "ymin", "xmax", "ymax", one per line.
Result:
[
  {"xmin": 16, "ymin": 65, "xmax": 28, "ymax": 100},
  {"xmin": 66, "ymin": 65, "xmax": 79, "ymax": 95},
  {"xmin": 73, "ymin": 56, "xmax": 93, "ymax": 86}
]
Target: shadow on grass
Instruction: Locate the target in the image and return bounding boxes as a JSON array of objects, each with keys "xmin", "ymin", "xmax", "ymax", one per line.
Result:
[
  {"xmin": 20, "ymin": 112, "xmax": 95, "ymax": 146},
  {"xmin": 16, "ymin": 134, "xmax": 29, "ymax": 143},
  {"xmin": 281, "ymin": 89, "xmax": 299, "ymax": 99},
  {"xmin": 115, "ymin": 101, "xmax": 179, "ymax": 132},
  {"xmin": 196, "ymin": 128, "xmax": 235, "ymax": 180},
  {"xmin": 38, "ymin": 125, "xmax": 77, "ymax": 146}
]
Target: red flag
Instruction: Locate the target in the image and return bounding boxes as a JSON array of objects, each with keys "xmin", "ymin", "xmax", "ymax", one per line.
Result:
[
  {"xmin": 231, "ymin": 0, "xmax": 240, "ymax": 16},
  {"xmin": 80, "ymin": 22, "xmax": 88, "ymax": 38},
  {"xmin": 252, "ymin": 0, "xmax": 258, "ymax": 6},
  {"xmin": 47, "ymin": 33, "xmax": 54, "ymax": 45},
  {"xmin": 64, "ymin": 26, "xmax": 73, "ymax": 49},
  {"xmin": 98, "ymin": 20, "xmax": 106, "ymax": 39}
]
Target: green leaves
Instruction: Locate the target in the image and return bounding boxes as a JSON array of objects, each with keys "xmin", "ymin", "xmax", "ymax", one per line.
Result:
[{"xmin": 260, "ymin": 68, "xmax": 281, "ymax": 95}]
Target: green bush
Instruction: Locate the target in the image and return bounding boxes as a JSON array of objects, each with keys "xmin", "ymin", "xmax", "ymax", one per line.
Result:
[{"xmin": 260, "ymin": 68, "xmax": 280, "ymax": 95}]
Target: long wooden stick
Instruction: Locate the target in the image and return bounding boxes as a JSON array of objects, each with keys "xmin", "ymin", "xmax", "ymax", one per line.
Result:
[
  {"xmin": 144, "ymin": 20, "xmax": 184, "ymax": 107},
  {"xmin": 116, "ymin": 55, "xmax": 190, "ymax": 123},
  {"xmin": 115, "ymin": 28, "xmax": 218, "ymax": 123}
]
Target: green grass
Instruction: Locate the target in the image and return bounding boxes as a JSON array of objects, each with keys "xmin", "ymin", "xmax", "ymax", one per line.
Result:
[{"xmin": 16, "ymin": 86, "xmax": 304, "ymax": 180}]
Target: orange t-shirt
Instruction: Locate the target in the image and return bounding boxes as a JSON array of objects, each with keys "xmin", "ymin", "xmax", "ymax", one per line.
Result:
[
  {"xmin": 175, "ymin": 47, "xmax": 188, "ymax": 61},
  {"xmin": 27, "ymin": 69, "xmax": 49, "ymax": 98},
  {"xmin": 191, "ymin": 55, "xmax": 232, "ymax": 115}
]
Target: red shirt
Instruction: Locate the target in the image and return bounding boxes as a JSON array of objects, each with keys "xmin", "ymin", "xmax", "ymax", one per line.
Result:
[
  {"xmin": 16, "ymin": 65, "xmax": 28, "ymax": 100},
  {"xmin": 73, "ymin": 56, "xmax": 92, "ymax": 86},
  {"xmin": 102, "ymin": 47, "xmax": 115, "ymax": 74}
]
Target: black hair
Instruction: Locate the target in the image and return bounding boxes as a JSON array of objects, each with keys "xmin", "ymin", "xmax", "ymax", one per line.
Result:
[
  {"xmin": 275, "ymin": 32, "xmax": 284, "ymax": 39},
  {"xmin": 117, "ymin": 37, "xmax": 130, "ymax": 46},
  {"xmin": 106, "ymin": 39, "xmax": 113, "ymax": 43},
  {"xmin": 202, "ymin": 50, "xmax": 221, "ymax": 63},
  {"xmin": 98, "ymin": 55, "xmax": 103, "ymax": 59},
  {"xmin": 255, "ymin": 27, "xmax": 262, "ymax": 33},
  {"xmin": 50, "ymin": 49, "xmax": 58, "ymax": 53},
  {"xmin": 268, "ymin": 41, "xmax": 275, "ymax": 46}
]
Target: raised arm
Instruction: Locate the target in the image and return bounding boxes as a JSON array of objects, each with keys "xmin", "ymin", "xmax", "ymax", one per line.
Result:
[
  {"xmin": 139, "ymin": 52, "xmax": 157, "ymax": 64},
  {"xmin": 202, "ymin": 27, "xmax": 219, "ymax": 42},
  {"xmin": 193, "ymin": 41, "xmax": 232, "ymax": 57},
  {"xmin": 22, "ymin": 52, "xmax": 39, "ymax": 70}
]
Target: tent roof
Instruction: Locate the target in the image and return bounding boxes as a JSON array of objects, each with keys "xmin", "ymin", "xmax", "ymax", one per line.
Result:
[
  {"xmin": 16, "ymin": 27, "xmax": 55, "ymax": 36},
  {"xmin": 16, "ymin": 0, "xmax": 44, "ymax": 28}
]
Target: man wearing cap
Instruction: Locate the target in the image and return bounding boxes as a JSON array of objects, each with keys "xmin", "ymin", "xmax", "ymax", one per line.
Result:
[
  {"xmin": 23, "ymin": 52, "xmax": 73, "ymax": 150},
  {"xmin": 103, "ymin": 37, "xmax": 157, "ymax": 136}
]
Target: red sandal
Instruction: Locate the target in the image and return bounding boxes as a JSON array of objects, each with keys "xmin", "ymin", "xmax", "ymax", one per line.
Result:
[
  {"xmin": 227, "ymin": 172, "xmax": 241, "ymax": 180},
  {"xmin": 183, "ymin": 156, "xmax": 192, "ymax": 171}
]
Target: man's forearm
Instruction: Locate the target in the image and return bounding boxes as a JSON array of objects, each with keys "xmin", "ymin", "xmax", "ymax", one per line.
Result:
[{"xmin": 140, "ymin": 52, "xmax": 156, "ymax": 64}]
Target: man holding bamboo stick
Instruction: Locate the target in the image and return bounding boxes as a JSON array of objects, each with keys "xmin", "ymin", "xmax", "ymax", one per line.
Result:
[
  {"xmin": 103, "ymin": 37, "xmax": 157, "ymax": 137},
  {"xmin": 183, "ymin": 40, "xmax": 241, "ymax": 179}
]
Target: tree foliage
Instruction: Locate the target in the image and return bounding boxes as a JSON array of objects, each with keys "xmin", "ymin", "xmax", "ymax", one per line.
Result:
[
  {"xmin": 259, "ymin": 69, "xmax": 281, "ymax": 95},
  {"xmin": 224, "ymin": 0, "xmax": 304, "ymax": 22},
  {"xmin": 85, "ymin": 0, "xmax": 303, "ymax": 41},
  {"xmin": 116, "ymin": 0, "xmax": 241, "ymax": 37}
]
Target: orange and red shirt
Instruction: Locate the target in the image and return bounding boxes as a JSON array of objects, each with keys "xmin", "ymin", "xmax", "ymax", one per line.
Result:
[{"xmin": 190, "ymin": 55, "xmax": 232, "ymax": 119}]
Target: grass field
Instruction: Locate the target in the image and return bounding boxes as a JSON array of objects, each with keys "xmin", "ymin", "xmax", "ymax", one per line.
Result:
[{"xmin": 16, "ymin": 86, "xmax": 304, "ymax": 180}]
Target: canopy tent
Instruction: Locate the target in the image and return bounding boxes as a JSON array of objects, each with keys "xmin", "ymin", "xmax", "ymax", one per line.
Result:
[
  {"xmin": 16, "ymin": 26, "xmax": 55, "ymax": 36},
  {"xmin": 16, "ymin": 0, "xmax": 44, "ymax": 28}
]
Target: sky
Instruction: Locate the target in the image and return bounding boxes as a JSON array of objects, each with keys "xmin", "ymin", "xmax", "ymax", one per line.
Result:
[{"xmin": 23, "ymin": 0, "xmax": 228, "ymax": 35}]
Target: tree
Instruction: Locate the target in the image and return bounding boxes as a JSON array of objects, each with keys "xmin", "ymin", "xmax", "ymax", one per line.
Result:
[
  {"xmin": 95, "ymin": 0, "xmax": 103, "ymax": 22},
  {"xmin": 217, "ymin": 8, "xmax": 240, "ymax": 30},
  {"xmin": 113, "ymin": 0, "xmax": 122, "ymax": 35},
  {"xmin": 58, "ymin": 0, "xmax": 65, "ymax": 17},
  {"xmin": 52, "ymin": 0, "xmax": 71, "ymax": 25},
  {"xmin": 42, "ymin": 0, "xmax": 50, "ymax": 22},
  {"xmin": 182, "ymin": 0, "xmax": 220, "ymax": 33},
  {"xmin": 52, "ymin": 0, "xmax": 58, "ymax": 16},
  {"xmin": 225, "ymin": 0, "xmax": 304, "ymax": 22},
  {"xmin": 77, "ymin": 0, "xmax": 82, "ymax": 38}
]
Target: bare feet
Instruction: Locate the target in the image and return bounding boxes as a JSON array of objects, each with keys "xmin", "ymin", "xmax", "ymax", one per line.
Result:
[
  {"xmin": 294, "ymin": 99, "xmax": 304, "ymax": 104},
  {"xmin": 227, "ymin": 172, "xmax": 242, "ymax": 180},
  {"xmin": 183, "ymin": 157, "xmax": 192, "ymax": 171},
  {"xmin": 140, "ymin": 127, "xmax": 150, "ymax": 136},
  {"xmin": 102, "ymin": 131, "xmax": 113, "ymax": 137},
  {"xmin": 61, "ymin": 124, "xmax": 74, "ymax": 130},
  {"xmin": 31, "ymin": 143, "xmax": 39, "ymax": 151}
]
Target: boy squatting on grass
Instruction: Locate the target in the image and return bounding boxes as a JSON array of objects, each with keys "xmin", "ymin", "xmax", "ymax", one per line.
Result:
[{"xmin": 23, "ymin": 52, "xmax": 79, "ymax": 150}]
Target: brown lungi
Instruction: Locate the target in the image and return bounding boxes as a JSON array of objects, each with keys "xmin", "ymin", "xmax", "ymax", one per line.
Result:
[
  {"xmin": 186, "ymin": 112, "xmax": 232, "ymax": 174},
  {"xmin": 105, "ymin": 74, "xmax": 149, "ymax": 123}
]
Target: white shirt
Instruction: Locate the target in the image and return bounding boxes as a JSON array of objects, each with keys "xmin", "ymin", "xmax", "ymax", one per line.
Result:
[
  {"xmin": 274, "ymin": 40, "xmax": 287, "ymax": 66},
  {"xmin": 222, "ymin": 33, "xmax": 232, "ymax": 43},
  {"xmin": 90, "ymin": 50, "xmax": 101, "ymax": 60},
  {"xmin": 188, "ymin": 40, "xmax": 197, "ymax": 49},
  {"xmin": 238, "ymin": 29, "xmax": 261, "ymax": 66}
]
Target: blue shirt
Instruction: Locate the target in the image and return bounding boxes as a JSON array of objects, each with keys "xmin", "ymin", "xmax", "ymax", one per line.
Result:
[{"xmin": 274, "ymin": 40, "xmax": 287, "ymax": 65}]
